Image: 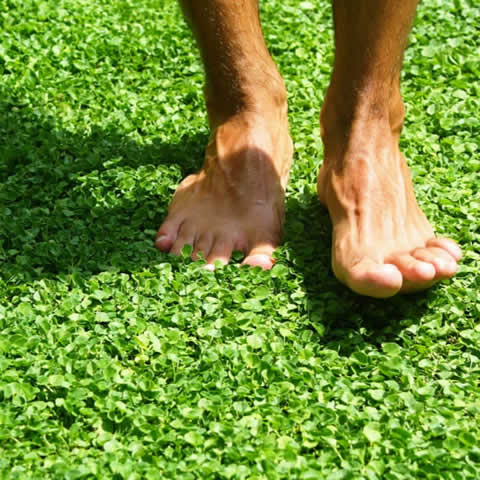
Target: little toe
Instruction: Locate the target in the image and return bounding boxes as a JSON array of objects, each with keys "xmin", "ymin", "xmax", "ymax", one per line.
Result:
[
  {"xmin": 344, "ymin": 258, "xmax": 403, "ymax": 298},
  {"xmin": 426, "ymin": 237, "xmax": 462, "ymax": 262},
  {"xmin": 155, "ymin": 234, "xmax": 175, "ymax": 252},
  {"xmin": 205, "ymin": 238, "xmax": 234, "ymax": 270},
  {"xmin": 389, "ymin": 253, "xmax": 436, "ymax": 283},
  {"xmin": 155, "ymin": 216, "xmax": 183, "ymax": 252},
  {"xmin": 412, "ymin": 246, "xmax": 457, "ymax": 278},
  {"xmin": 242, "ymin": 244, "xmax": 275, "ymax": 270}
]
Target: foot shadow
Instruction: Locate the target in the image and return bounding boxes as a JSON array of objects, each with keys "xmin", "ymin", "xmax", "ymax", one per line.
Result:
[
  {"xmin": 284, "ymin": 190, "xmax": 430, "ymax": 356},
  {"xmin": 0, "ymin": 99, "xmax": 208, "ymax": 286}
]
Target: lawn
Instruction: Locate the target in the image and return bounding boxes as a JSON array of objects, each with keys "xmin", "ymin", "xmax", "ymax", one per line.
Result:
[{"xmin": 0, "ymin": 0, "xmax": 479, "ymax": 478}]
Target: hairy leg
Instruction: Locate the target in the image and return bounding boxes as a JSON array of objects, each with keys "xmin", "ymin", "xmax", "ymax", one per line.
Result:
[
  {"xmin": 318, "ymin": 0, "xmax": 461, "ymax": 297},
  {"xmin": 155, "ymin": 0, "xmax": 292, "ymax": 269}
]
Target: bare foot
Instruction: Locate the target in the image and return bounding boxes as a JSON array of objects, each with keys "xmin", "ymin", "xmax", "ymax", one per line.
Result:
[
  {"xmin": 318, "ymin": 98, "xmax": 461, "ymax": 298},
  {"xmin": 155, "ymin": 99, "xmax": 293, "ymax": 270}
]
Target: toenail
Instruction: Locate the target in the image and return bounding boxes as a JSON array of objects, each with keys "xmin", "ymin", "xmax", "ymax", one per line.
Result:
[
  {"xmin": 418, "ymin": 262, "xmax": 435, "ymax": 278},
  {"xmin": 447, "ymin": 261, "xmax": 457, "ymax": 274},
  {"xmin": 435, "ymin": 258, "xmax": 446, "ymax": 271},
  {"xmin": 155, "ymin": 235, "xmax": 167, "ymax": 245},
  {"xmin": 383, "ymin": 264, "xmax": 400, "ymax": 275}
]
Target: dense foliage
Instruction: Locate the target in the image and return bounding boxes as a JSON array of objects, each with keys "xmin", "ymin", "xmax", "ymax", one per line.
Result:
[{"xmin": 0, "ymin": 0, "xmax": 479, "ymax": 478}]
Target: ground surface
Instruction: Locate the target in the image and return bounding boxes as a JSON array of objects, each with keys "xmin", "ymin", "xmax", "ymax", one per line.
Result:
[{"xmin": 0, "ymin": 0, "xmax": 479, "ymax": 478}]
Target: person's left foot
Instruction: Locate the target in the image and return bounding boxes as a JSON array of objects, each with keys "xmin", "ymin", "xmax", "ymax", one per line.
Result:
[{"xmin": 317, "ymin": 94, "xmax": 461, "ymax": 298}]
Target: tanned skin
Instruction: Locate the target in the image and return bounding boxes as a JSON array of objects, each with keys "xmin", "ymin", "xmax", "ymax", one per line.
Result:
[{"xmin": 155, "ymin": 0, "xmax": 461, "ymax": 298}]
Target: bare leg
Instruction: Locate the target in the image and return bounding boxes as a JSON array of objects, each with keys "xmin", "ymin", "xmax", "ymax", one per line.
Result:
[
  {"xmin": 318, "ymin": 0, "xmax": 461, "ymax": 297},
  {"xmin": 155, "ymin": 0, "xmax": 293, "ymax": 270}
]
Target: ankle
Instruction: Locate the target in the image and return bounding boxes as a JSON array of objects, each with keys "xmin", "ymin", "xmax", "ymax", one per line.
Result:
[
  {"xmin": 205, "ymin": 70, "xmax": 288, "ymax": 125},
  {"xmin": 320, "ymin": 82, "xmax": 405, "ymax": 142}
]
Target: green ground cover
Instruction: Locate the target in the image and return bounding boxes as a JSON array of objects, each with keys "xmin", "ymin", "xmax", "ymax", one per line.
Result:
[{"xmin": 1, "ymin": 0, "xmax": 479, "ymax": 478}]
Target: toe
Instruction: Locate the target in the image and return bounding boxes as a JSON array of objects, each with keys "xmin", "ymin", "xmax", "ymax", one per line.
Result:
[
  {"xmin": 155, "ymin": 216, "xmax": 183, "ymax": 252},
  {"xmin": 388, "ymin": 253, "xmax": 436, "ymax": 283},
  {"xmin": 242, "ymin": 244, "xmax": 275, "ymax": 270},
  {"xmin": 192, "ymin": 233, "xmax": 214, "ymax": 261},
  {"xmin": 345, "ymin": 258, "xmax": 403, "ymax": 298},
  {"xmin": 426, "ymin": 237, "xmax": 462, "ymax": 262},
  {"xmin": 205, "ymin": 238, "xmax": 235, "ymax": 270},
  {"xmin": 412, "ymin": 246, "xmax": 457, "ymax": 278},
  {"xmin": 155, "ymin": 235, "xmax": 174, "ymax": 252},
  {"xmin": 169, "ymin": 223, "xmax": 196, "ymax": 256}
]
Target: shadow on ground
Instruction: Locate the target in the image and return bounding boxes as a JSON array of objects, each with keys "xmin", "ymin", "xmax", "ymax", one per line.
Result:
[
  {"xmin": 0, "ymin": 98, "xmax": 208, "ymax": 284},
  {"xmin": 284, "ymin": 193, "xmax": 430, "ymax": 355},
  {"xmin": 1, "ymin": 93, "xmax": 429, "ymax": 349}
]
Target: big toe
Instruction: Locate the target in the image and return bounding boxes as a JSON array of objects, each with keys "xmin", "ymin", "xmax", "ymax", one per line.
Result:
[
  {"xmin": 242, "ymin": 244, "xmax": 276, "ymax": 270},
  {"xmin": 342, "ymin": 258, "xmax": 403, "ymax": 298}
]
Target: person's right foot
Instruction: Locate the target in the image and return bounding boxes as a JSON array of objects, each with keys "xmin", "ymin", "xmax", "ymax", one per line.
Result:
[{"xmin": 155, "ymin": 96, "xmax": 293, "ymax": 270}]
